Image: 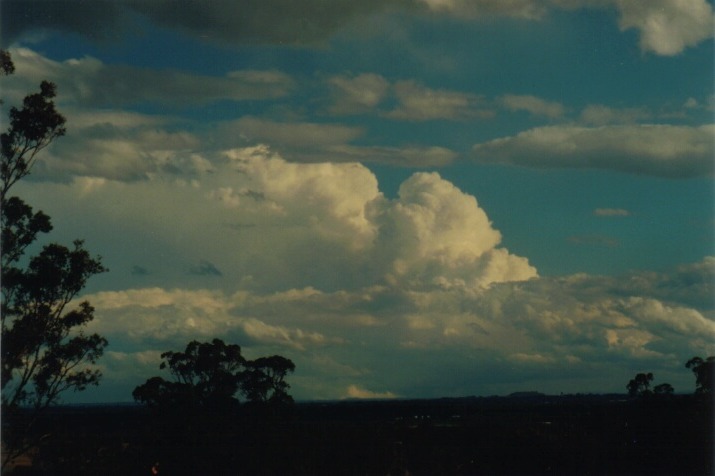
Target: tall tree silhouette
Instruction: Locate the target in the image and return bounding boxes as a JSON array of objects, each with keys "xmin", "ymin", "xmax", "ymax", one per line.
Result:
[
  {"xmin": 686, "ymin": 356, "xmax": 714, "ymax": 394},
  {"xmin": 626, "ymin": 372, "xmax": 653, "ymax": 397},
  {"xmin": 133, "ymin": 338, "xmax": 245, "ymax": 411},
  {"xmin": 1, "ymin": 49, "xmax": 108, "ymax": 470},
  {"xmin": 241, "ymin": 355, "xmax": 296, "ymax": 405}
]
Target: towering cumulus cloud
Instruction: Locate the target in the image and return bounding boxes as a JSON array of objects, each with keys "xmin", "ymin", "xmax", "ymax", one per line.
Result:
[
  {"xmin": 222, "ymin": 148, "xmax": 537, "ymax": 291},
  {"xmin": 373, "ymin": 172, "xmax": 537, "ymax": 290}
]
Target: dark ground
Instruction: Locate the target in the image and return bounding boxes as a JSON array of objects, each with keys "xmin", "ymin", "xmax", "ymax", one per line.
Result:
[{"xmin": 4, "ymin": 394, "xmax": 713, "ymax": 475}]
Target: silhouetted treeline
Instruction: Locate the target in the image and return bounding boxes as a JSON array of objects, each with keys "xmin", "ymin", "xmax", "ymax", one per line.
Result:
[{"xmin": 8, "ymin": 393, "xmax": 712, "ymax": 475}]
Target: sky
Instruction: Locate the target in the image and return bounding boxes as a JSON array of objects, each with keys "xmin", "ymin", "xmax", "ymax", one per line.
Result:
[{"xmin": 1, "ymin": 0, "xmax": 714, "ymax": 403}]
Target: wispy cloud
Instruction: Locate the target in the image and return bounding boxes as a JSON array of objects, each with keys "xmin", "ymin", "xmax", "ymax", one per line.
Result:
[
  {"xmin": 500, "ymin": 94, "xmax": 565, "ymax": 119},
  {"xmin": 594, "ymin": 208, "xmax": 631, "ymax": 217}
]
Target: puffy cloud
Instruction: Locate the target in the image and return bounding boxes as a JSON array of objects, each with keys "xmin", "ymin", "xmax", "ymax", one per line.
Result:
[
  {"xmin": 500, "ymin": 94, "xmax": 566, "ymax": 119},
  {"xmin": 80, "ymin": 257, "xmax": 714, "ymax": 400},
  {"xmin": 23, "ymin": 147, "xmax": 533, "ymax": 294},
  {"xmin": 372, "ymin": 172, "xmax": 537, "ymax": 290},
  {"xmin": 614, "ymin": 0, "xmax": 714, "ymax": 56},
  {"xmin": 386, "ymin": 80, "xmax": 492, "ymax": 121},
  {"xmin": 471, "ymin": 124, "xmax": 715, "ymax": 178}
]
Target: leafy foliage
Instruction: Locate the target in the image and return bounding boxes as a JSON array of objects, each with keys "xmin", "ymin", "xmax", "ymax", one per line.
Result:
[
  {"xmin": 241, "ymin": 355, "xmax": 296, "ymax": 405},
  {"xmin": 626, "ymin": 372, "xmax": 653, "ymax": 397},
  {"xmin": 133, "ymin": 339, "xmax": 245, "ymax": 411},
  {"xmin": 133, "ymin": 338, "xmax": 295, "ymax": 411},
  {"xmin": 0, "ymin": 49, "xmax": 108, "ymax": 470},
  {"xmin": 686, "ymin": 356, "xmax": 714, "ymax": 394},
  {"xmin": 653, "ymin": 382, "xmax": 674, "ymax": 395}
]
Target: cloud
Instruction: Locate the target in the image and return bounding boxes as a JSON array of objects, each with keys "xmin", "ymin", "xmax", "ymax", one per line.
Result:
[
  {"xmin": 418, "ymin": 0, "xmax": 548, "ymax": 19},
  {"xmin": 4, "ymin": 47, "xmax": 294, "ymax": 107},
  {"xmin": 80, "ymin": 257, "xmax": 715, "ymax": 400},
  {"xmin": 372, "ymin": 172, "xmax": 537, "ymax": 290},
  {"xmin": 219, "ymin": 117, "xmax": 457, "ymax": 167},
  {"xmin": 500, "ymin": 94, "xmax": 566, "ymax": 119},
  {"xmin": 321, "ymin": 145, "xmax": 457, "ymax": 167},
  {"xmin": 594, "ymin": 208, "xmax": 630, "ymax": 217},
  {"xmin": 327, "ymin": 73, "xmax": 391, "ymax": 115},
  {"xmin": 4, "ymin": 0, "xmax": 712, "ymax": 56},
  {"xmin": 386, "ymin": 80, "xmax": 492, "ymax": 121},
  {"xmin": 578, "ymin": 104, "xmax": 653, "ymax": 126},
  {"xmin": 471, "ymin": 124, "xmax": 715, "ymax": 178},
  {"xmin": 2, "ymin": 0, "xmax": 405, "ymax": 46},
  {"xmin": 222, "ymin": 117, "xmax": 364, "ymax": 150},
  {"xmin": 24, "ymin": 147, "xmax": 534, "ymax": 294},
  {"xmin": 344, "ymin": 385, "xmax": 398, "ymax": 399},
  {"xmin": 613, "ymin": 0, "xmax": 714, "ymax": 56},
  {"xmin": 35, "ymin": 124, "xmax": 201, "ymax": 182}
]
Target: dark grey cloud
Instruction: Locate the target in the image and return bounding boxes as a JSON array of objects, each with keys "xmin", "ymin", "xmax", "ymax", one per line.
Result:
[
  {"xmin": 1, "ymin": 0, "xmax": 127, "ymax": 44},
  {"xmin": 189, "ymin": 259, "xmax": 223, "ymax": 277},
  {"xmin": 2, "ymin": 0, "xmax": 412, "ymax": 46}
]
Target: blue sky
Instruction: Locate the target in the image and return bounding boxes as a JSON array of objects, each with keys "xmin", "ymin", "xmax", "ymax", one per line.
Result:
[{"xmin": 1, "ymin": 0, "xmax": 714, "ymax": 402}]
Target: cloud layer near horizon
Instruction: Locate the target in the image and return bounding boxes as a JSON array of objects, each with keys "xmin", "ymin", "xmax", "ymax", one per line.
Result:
[
  {"xmin": 15, "ymin": 146, "xmax": 713, "ymax": 401},
  {"xmin": 82, "ymin": 256, "xmax": 714, "ymax": 400}
]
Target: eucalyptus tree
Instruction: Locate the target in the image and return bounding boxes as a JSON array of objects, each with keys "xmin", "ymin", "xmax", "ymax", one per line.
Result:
[{"xmin": 1, "ymin": 49, "xmax": 108, "ymax": 470}]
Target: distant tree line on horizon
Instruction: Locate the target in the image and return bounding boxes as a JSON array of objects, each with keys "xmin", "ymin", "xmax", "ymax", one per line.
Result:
[{"xmin": 626, "ymin": 356, "xmax": 714, "ymax": 398}]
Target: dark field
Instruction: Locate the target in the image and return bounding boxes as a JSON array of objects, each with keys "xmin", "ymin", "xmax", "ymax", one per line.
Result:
[{"xmin": 5, "ymin": 394, "xmax": 713, "ymax": 475}]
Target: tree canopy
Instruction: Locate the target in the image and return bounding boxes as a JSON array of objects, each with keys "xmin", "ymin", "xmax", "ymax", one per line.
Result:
[
  {"xmin": 133, "ymin": 338, "xmax": 296, "ymax": 412},
  {"xmin": 686, "ymin": 356, "xmax": 714, "ymax": 394},
  {"xmin": 0, "ymin": 49, "xmax": 108, "ymax": 470},
  {"xmin": 626, "ymin": 372, "xmax": 653, "ymax": 397}
]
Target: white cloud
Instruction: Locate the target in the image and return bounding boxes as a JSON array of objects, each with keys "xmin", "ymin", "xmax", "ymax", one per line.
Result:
[
  {"xmin": 30, "ymin": 148, "xmax": 531, "ymax": 292},
  {"xmin": 73, "ymin": 256, "xmax": 714, "ymax": 400},
  {"xmin": 614, "ymin": 0, "xmax": 714, "ymax": 56},
  {"xmin": 386, "ymin": 80, "xmax": 492, "ymax": 121},
  {"xmin": 472, "ymin": 124, "xmax": 715, "ymax": 178},
  {"xmin": 372, "ymin": 172, "xmax": 537, "ymax": 290},
  {"xmin": 501, "ymin": 94, "xmax": 566, "ymax": 119}
]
